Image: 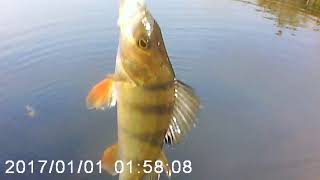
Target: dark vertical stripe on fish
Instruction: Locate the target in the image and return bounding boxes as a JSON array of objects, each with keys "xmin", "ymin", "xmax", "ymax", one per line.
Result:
[
  {"xmin": 120, "ymin": 126, "xmax": 167, "ymax": 147},
  {"xmin": 130, "ymin": 103, "xmax": 174, "ymax": 115}
]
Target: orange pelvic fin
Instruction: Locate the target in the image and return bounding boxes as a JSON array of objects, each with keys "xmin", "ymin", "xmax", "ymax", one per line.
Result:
[
  {"xmin": 86, "ymin": 75, "xmax": 116, "ymax": 110},
  {"xmin": 101, "ymin": 143, "xmax": 119, "ymax": 176}
]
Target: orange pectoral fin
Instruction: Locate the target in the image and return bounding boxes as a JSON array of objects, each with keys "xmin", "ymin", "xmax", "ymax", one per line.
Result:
[
  {"xmin": 86, "ymin": 75, "xmax": 116, "ymax": 110},
  {"xmin": 101, "ymin": 143, "xmax": 119, "ymax": 176}
]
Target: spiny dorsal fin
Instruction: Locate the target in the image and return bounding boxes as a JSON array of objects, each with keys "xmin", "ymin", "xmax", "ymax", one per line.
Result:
[{"xmin": 164, "ymin": 80, "xmax": 200, "ymax": 145}]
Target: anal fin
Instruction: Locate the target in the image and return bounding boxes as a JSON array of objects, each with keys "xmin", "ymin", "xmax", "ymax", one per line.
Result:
[
  {"xmin": 101, "ymin": 143, "xmax": 119, "ymax": 176},
  {"xmin": 164, "ymin": 80, "xmax": 200, "ymax": 145}
]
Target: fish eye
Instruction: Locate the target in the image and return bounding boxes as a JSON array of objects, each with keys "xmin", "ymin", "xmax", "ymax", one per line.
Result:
[{"xmin": 138, "ymin": 38, "xmax": 150, "ymax": 49}]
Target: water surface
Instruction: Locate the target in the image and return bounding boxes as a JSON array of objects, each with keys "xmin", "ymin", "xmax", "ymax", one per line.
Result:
[{"xmin": 1, "ymin": 0, "xmax": 320, "ymax": 179}]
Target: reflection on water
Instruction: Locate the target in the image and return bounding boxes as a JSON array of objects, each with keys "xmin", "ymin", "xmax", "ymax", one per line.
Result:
[
  {"xmin": 0, "ymin": 0, "xmax": 320, "ymax": 180},
  {"xmin": 257, "ymin": 0, "xmax": 320, "ymax": 28},
  {"xmin": 238, "ymin": 0, "xmax": 320, "ymax": 33},
  {"xmin": 25, "ymin": 105, "xmax": 36, "ymax": 119}
]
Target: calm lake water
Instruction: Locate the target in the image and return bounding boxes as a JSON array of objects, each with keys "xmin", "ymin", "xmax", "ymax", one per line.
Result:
[{"xmin": 1, "ymin": 0, "xmax": 320, "ymax": 179}]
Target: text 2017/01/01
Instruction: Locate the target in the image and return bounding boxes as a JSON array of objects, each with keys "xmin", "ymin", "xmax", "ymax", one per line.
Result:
[{"xmin": 4, "ymin": 160, "xmax": 102, "ymax": 174}]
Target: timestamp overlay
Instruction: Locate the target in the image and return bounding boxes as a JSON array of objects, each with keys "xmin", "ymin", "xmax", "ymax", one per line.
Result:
[
  {"xmin": 114, "ymin": 160, "xmax": 192, "ymax": 175},
  {"xmin": 2, "ymin": 159, "xmax": 193, "ymax": 178},
  {"xmin": 2, "ymin": 160, "xmax": 103, "ymax": 176}
]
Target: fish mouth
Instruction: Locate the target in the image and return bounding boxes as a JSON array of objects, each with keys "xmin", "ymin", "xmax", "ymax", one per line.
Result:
[
  {"xmin": 118, "ymin": 1, "xmax": 155, "ymax": 36},
  {"xmin": 118, "ymin": 0, "xmax": 147, "ymax": 27}
]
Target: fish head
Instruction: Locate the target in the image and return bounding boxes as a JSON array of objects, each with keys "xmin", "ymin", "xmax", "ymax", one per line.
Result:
[{"xmin": 117, "ymin": 0, "xmax": 175, "ymax": 86}]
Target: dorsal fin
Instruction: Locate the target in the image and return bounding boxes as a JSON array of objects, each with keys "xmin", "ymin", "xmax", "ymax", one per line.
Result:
[
  {"xmin": 143, "ymin": 171, "xmax": 160, "ymax": 180},
  {"xmin": 164, "ymin": 80, "xmax": 200, "ymax": 145}
]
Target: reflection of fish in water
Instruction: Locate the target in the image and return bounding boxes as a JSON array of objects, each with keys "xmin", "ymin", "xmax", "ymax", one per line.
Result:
[
  {"xmin": 86, "ymin": 0, "xmax": 200, "ymax": 179},
  {"xmin": 25, "ymin": 105, "xmax": 36, "ymax": 118}
]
